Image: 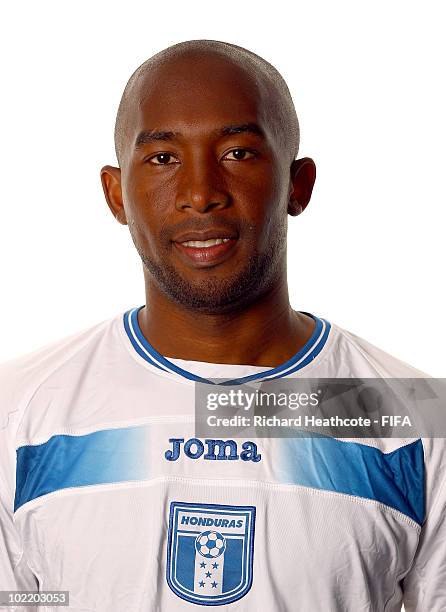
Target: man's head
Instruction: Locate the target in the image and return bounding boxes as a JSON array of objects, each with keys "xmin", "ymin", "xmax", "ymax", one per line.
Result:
[{"xmin": 101, "ymin": 40, "xmax": 316, "ymax": 314}]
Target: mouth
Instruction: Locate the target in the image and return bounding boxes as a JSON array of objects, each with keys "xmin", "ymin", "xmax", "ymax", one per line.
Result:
[{"xmin": 172, "ymin": 230, "xmax": 238, "ymax": 267}]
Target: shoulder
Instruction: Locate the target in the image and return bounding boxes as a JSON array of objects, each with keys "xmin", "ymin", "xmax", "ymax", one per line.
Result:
[
  {"xmin": 0, "ymin": 314, "xmax": 117, "ymax": 431},
  {"xmin": 329, "ymin": 320, "xmax": 430, "ymax": 378},
  {"xmin": 329, "ymin": 320, "xmax": 446, "ymax": 518}
]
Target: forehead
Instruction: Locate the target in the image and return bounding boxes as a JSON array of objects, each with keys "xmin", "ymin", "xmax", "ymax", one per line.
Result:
[{"xmin": 132, "ymin": 53, "xmax": 273, "ymax": 138}]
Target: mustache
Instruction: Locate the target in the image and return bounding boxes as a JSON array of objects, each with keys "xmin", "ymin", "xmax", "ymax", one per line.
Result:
[{"xmin": 160, "ymin": 217, "xmax": 251, "ymax": 242}]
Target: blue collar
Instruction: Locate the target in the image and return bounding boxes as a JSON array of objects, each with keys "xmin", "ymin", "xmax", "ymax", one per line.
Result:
[{"xmin": 123, "ymin": 305, "xmax": 331, "ymax": 385}]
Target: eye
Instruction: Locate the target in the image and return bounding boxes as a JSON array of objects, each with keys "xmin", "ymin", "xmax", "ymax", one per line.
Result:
[
  {"xmin": 223, "ymin": 148, "xmax": 256, "ymax": 161},
  {"xmin": 146, "ymin": 153, "xmax": 179, "ymax": 165}
]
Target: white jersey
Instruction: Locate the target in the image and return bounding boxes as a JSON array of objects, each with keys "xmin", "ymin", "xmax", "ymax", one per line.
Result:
[{"xmin": 1, "ymin": 305, "xmax": 445, "ymax": 611}]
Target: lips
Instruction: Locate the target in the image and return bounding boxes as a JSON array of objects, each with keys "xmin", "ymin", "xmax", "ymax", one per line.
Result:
[
  {"xmin": 172, "ymin": 229, "xmax": 238, "ymax": 267},
  {"xmin": 172, "ymin": 229, "xmax": 238, "ymax": 243},
  {"xmin": 181, "ymin": 237, "xmax": 232, "ymax": 248}
]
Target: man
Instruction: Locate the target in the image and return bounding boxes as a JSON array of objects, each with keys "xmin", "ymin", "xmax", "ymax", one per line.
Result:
[{"xmin": 0, "ymin": 39, "xmax": 444, "ymax": 611}]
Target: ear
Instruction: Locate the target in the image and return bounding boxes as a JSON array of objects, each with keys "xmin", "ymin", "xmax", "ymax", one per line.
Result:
[
  {"xmin": 287, "ymin": 157, "xmax": 317, "ymax": 217},
  {"xmin": 100, "ymin": 165, "xmax": 127, "ymax": 225}
]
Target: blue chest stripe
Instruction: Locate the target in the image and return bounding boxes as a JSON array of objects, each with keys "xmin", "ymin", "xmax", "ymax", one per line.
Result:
[
  {"xmin": 279, "ymin": 435, "xmax": 425, "ymax": 525},
  {"xmin": 14, "ymin": 427, "xmax": 425, "ymax": 525},
  {"xmin": 14, "ymin": 426, "xmax": 149, "ymax": 512}
]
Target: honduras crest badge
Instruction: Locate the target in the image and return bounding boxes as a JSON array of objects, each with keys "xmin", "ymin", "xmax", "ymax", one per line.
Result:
[{"xmin": 166, "ymin": 501, "xmax": 256, "ymax": 605}]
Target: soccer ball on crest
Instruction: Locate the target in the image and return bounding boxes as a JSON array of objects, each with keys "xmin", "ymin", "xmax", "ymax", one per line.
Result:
[{"xmin": 195, "ymin": 530, "xmax": 226, "ymax": 558}]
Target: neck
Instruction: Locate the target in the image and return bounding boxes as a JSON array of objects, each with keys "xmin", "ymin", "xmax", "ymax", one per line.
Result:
[{"xmin": 137, "ymin": 272, "xmax": 316, "ymax": 367}]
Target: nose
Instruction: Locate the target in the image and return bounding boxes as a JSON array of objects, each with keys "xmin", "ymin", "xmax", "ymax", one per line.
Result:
[{"xmin": 175, "ymin": 154, "xmax": 230, "ymax": 214}]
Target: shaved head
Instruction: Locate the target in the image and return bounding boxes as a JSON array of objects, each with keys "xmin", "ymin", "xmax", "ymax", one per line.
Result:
[{"xmin": 114, "ymin": 39, "xmax": 300, "ymax": 167}]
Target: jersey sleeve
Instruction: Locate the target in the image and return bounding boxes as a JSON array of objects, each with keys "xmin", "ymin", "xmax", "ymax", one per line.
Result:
[
  {"xmin": 402, "ymin": 463, "xmax": 446, "ymax": 610},
  {"xmin": 0, "ymin": 424, "xmax": 39, "ymax": 596}
]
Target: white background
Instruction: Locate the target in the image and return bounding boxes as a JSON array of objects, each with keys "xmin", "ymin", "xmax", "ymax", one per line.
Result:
[{"xmin": 1, "ymin": 1, "xmax": 444, "ymax": 377}]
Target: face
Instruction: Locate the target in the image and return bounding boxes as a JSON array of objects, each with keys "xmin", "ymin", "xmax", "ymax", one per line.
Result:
[{"xmin": 101, "ymin": 53, "xmax": 315, "ymax": 313}]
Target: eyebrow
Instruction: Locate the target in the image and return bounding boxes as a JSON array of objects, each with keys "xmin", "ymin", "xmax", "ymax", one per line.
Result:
[{"xmin": 134, "ymin": 123, "xmax": 265, "ymax": 149}]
